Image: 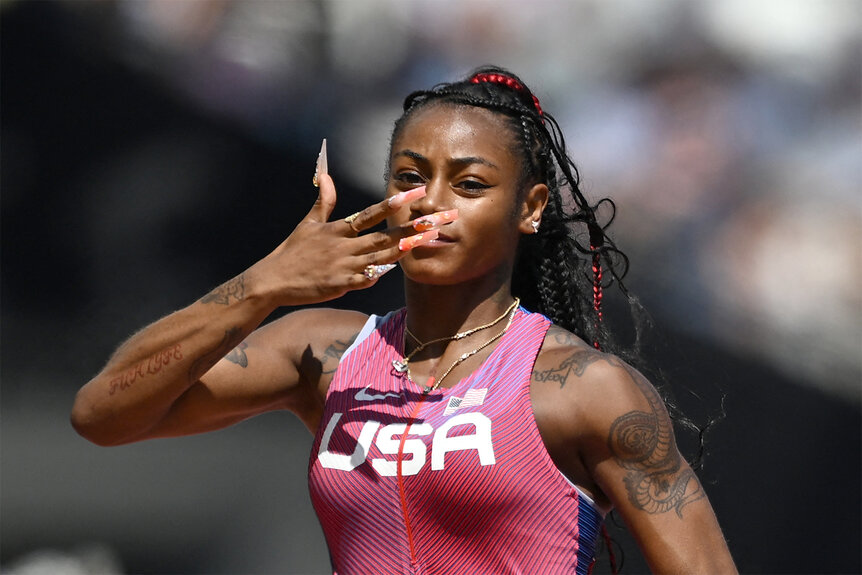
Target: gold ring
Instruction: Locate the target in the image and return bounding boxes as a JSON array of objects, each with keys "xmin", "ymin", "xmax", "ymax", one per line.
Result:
[{"xmin": 344, "ymin": 212, "xmax": 361, "ymax": 232}]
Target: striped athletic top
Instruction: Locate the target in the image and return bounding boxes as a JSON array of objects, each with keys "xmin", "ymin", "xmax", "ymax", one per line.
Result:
[{"xmin": 307, "ymin": 307, "xmax": 603, "ymax": 574}]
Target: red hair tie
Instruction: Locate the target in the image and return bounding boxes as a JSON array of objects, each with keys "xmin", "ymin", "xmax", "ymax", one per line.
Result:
[{"xmin": 470, "ymin": 73, "xmax": 544, "ymax": 118}]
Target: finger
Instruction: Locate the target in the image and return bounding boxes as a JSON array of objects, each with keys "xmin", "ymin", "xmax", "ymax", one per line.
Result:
[
  {"xmin": 360, "ymin": 263, "xmax": 398, "ymax": 282},
  {"xmin": 343, "ymin": 186, "xmax": 427, "ymax": 233},
  {"xmin": 349, "ymin": 213, "xmax": 456, "ymax": 255},
  {"xmin": 344, "ymin": 231, "xmax": 434, "ymax": 287},
  {"xmin": 352, "ymin": 233, "xmax": 429, "ymax": 274},
  {"xmin": 398, "ymin": 229, "xmax": 439, "ymax": 251},
  {"xmin": 307, "ymin": 173, "xmax": 336, "ymax": 223},
  {"xmin": 408, "ymin": 209, "xmax": 459, "ymax": 232},
  {"xmin": 351, "ymin": 229, "xmax": 439, "ymax": 255}
]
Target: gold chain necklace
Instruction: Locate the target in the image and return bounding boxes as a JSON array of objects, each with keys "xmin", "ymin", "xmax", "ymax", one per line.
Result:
[
  {"xmin": 392, "ymin": 298, "xmax": 520, "ymax": 375},
  {"xmin": 404, "ymin": 299, "xmax": 520, "ymax": 394}
]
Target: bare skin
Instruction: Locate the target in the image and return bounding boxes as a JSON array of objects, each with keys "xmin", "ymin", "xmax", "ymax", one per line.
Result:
[
  {"xmin": 71, "ymin": 171, "xmax": 418, "ymax": 444},
  {"xmin": 72, "ymin": 103, "xmax": 736, "ymax": 574}
]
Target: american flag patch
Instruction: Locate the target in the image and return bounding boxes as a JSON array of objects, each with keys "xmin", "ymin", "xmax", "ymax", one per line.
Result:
[{"xmin": 443, "ymin": 388, "xmax": 488, "ymax": 416}]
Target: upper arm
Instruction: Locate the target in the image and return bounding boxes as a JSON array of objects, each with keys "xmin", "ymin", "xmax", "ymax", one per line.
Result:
[
  {"xmin": 586, "ymin": 362, "xmax": 735, "ymax": 573},
  {"xmin": 144, "ymin": 308, "xmax": 368, "ymax": 439},
  {"xmin": 532, "ymin": 327, "xmax": 736, "ymax": 574}
]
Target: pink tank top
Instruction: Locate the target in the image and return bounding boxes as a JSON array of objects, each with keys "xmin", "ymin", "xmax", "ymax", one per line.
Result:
[{"xmin": 307, "ymin": 308, "xmax": 602, "ymax": 574}]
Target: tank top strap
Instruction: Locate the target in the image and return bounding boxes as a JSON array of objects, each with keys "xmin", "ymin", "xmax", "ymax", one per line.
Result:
[{"xmin": 476, "ymin": 306, "xmax": 551, "ymax": 395}]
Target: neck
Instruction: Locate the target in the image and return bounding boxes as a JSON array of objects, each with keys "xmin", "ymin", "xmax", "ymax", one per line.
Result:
[{"xmin": 403, "ymin": 276, "xmax": 517, "ymax": 343}]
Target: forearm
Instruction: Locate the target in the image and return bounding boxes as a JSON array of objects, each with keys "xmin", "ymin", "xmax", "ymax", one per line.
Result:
[
  {"xmin": 71, "ymin": 273, "xmax": 273, "ymax": 446},
  {"xmin": 71, "ymin": 173, "xmax": 426, "ymax": 445},
  {"xmin": 635, "ymin": 500, "xmax": 737, "ymax": 575}
]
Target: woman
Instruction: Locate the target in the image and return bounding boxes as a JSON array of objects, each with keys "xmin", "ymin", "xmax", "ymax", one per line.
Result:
[{"xmin": 72, "ymin": 67, "xmax": 736, "ymax": 574}]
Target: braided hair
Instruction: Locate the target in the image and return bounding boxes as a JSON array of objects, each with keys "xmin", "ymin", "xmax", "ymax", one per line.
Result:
[{"xmin": 388, "ymin": 65, "xmax": 631, "ymax": 354}]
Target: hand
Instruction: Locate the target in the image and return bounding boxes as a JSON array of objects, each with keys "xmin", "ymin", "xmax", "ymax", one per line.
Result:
[{"xmin": 246, "ymin": 173, "xmax": 441, "ymax": 307}]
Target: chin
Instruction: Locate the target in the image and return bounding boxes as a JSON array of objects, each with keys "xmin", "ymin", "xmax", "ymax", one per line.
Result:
[
  {"xmin": 400, "ymin": 258, "xmax": 497, "ymax": 287},
  {"xmin": 401, "ymin": 268, "xmax": 464, "ymax": 286}
]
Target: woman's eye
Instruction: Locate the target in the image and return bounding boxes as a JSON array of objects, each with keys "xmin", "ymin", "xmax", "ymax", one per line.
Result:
[
  {"xmin": 458, "ymin": 180, "xmax": 491, "ymax": 192},
  {"xmin": 394, "ymin": 172, "xmax": 424, "ymax": 185}
]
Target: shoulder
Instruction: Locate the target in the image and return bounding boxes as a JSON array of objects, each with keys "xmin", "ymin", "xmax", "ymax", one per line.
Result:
[
  {"xmin": 254, "ymin": 307, "xmax": 386, "ymax": 397},
  {"xmin": 531, "ymin": 323, "xmax": 681, "ymax": 507},
  {"xmin": 533, "ymin": 324, "xmax": 637, "ymax": 398},
  {"xmin": 532, "ymin": 324, "xmax": 664, "ymax": 446}
]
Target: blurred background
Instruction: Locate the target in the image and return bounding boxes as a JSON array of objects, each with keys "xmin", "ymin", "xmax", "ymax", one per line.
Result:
[{"xmin": 2, "ymin": 0, "xmax": 859, "ymax": 573}]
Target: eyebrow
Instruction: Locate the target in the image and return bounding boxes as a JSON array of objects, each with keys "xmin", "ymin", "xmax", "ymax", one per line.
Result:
[{"xmin": 394, "ymin": 149, "xmax": 499, "ymax": 170}]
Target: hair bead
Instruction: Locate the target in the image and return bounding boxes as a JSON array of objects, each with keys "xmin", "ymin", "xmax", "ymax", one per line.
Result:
[{"xmin": 470, "ymin": 72, "xmax": 544, "ymax": 119}]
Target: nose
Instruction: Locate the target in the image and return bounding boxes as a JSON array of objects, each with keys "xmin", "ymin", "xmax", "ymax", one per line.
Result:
[{"xmin": 411, "ymin": 177, "xmax": 449, "ymax": 216}]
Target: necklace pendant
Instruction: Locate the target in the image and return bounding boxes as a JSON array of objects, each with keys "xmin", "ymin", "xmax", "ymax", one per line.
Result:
[
  {"xmin": 392, "ymin": 359, "xmax": 408, "ymax": 373},
  {"xmin": 422, "ymin": 385, "xmax": 432, "ymax": 395}
]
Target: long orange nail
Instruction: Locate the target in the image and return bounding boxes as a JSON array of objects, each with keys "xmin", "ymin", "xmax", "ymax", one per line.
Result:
[
  {"xmin": 388, "ymin": 186, "xmax": 426, "ymax": 209},
  {"xmin": 412, "ymin": 209, "xmax": 459, "ymax": 232},
  {"xmin": 399, "ymin": 229, "xmax": 439, "ymax": 251}
]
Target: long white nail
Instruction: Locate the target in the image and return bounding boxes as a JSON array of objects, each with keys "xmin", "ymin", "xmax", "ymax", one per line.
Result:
[
  {"xmin": 365, "ymin": 263, "xmax": 397, "ymax": 279},
  {"xmin": 313, "ymin": 139, "xmax": 328, "ymax": 187}
]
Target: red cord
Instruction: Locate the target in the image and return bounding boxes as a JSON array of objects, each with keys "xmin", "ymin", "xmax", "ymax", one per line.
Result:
[
  {"xmin": 591, "ymin": 248, "xmax": 603, "ymax": 350},
  {"xmin": 591, "ymin": 241, "xmax": 618, "ymax": 574},
  {"xmin": 601, "ymin": 524, "xmax": 618, "ymax": 573}
]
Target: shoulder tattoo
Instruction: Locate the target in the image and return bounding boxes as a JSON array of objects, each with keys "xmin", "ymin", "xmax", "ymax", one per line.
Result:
[
  {"xmin": 532, "ymin": 326, "xmax": 610, "ymax": 389},
  {"xmin": 608, "ymin": 367, "xmax": 705, "ymax": 517},
  {"xmin": 225, "ymin": 341, "xmax": 249, "ymax": 368},
  {"xmin": 320, "ymin": 334, "xmax": 359, "ymax": 375}
]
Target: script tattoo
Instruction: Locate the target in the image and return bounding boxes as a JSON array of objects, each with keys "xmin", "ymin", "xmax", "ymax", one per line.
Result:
[
  {"xmin": 225, "ymin": 341, "xmax": 249, "ymax": 368},
  {"xmin": 109, "ymin": 345, "xmax": 183, "ymax": 395},
  {"xmin": 532, "ymin": 349, "xmax": 603, "ymax": 388},
  {"xmin": 609, "ymin": 368, "xmax": 705, "ymax": 518},
  {"xmin": 532, "ymin": 328, "xmax": 606, "ymax": 389},
  {"xmin": 201, "ymin": 275, "xmax": 245, "ymax": 305},
  {"xmin": 320, "ymin": 335, "xmax": 357, "ymax": 375},
  {"xmin": 188, "ymin": 327, "xmax": 243, "ymax": 382}
]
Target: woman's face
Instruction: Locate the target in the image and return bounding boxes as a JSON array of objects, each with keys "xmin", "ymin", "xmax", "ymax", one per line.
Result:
[{"xmin": 387, "ymin": 103, "xmax": 545, "ymax": 287}]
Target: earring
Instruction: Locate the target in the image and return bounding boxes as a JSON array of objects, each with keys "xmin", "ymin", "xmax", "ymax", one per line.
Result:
[{"xmin": 531, "ymin": 220, "xmax": 540, "ymax": 233}]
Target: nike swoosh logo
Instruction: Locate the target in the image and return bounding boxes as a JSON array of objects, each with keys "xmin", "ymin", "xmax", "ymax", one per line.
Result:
[{"xmin": 355, "ymin": 386, "xmax": 401, "ymax": 402}]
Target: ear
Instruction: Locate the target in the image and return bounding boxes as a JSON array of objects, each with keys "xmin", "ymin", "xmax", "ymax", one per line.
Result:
[{"xmin": 518, "ymin": 183, "xmax": 549, "ymax": 235}]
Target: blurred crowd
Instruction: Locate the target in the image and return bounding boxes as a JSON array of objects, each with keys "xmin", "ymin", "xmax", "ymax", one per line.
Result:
[{"xmin": 39, "ymin": 0, "xmax": 858, "ymax": 398}]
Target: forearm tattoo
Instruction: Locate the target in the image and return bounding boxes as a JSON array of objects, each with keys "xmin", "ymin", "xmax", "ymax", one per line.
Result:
[
  {"xmin": 188, "ymin": 327, "xmax": 243, "ymax": 382},
  {"xmin": 320, "ymin": 336, "xmax": 358, "ymax": 375},
  {"xmin": 109, "ymin": 345, "xmax": 183, "ymax": 395},
  {"xmin": 225, "ymin": 341, "xmax": 249, "ymax": 367},
  {"xmin": 609, "ymin": 367, "xmax": 705, "ymax": 518},
  {"xmin": 200, "ymin": 275, "xmax": 245, "ymax": 305}
]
